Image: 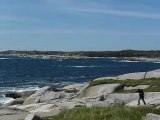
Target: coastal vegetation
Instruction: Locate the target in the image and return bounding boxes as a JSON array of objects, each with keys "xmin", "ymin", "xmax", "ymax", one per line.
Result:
[{"xmin": 43, "ymin": 106, "xmax": 160, "ymax": 120}]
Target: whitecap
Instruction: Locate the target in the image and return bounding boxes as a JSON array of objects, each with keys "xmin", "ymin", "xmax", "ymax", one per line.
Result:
[
  {"xmin": 0, "ymin": 97, "xmax": 14, "ymax": 104},
  {"xmin": 66, "ymin": 65, "xmax": 104, "ymax": 68},
  {"xmin": 0, "ymin": 86, "xmax": 39, "ymax": 93},
  {"xmin": 0, "ymin": 58, "xmax": 11, "ymax": 60},
  {"xmin": 118, "ymin": 60, "xmax": 140, "ymax": 63}
]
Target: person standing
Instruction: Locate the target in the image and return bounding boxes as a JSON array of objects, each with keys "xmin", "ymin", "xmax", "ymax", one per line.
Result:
[{"xmin": 137, "ymin": 89, "xmax": 146, "ymax": 105}]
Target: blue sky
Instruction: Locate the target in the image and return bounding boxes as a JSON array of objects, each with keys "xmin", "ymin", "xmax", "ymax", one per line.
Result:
[{"xmin": 0, "ymin": 0, "xmax": 160, "ymax": 51}]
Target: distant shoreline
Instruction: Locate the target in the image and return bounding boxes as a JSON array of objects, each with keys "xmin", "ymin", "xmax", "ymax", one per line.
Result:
[{"xmin": 0, "ymin": 50, "xmax": 160, "ymax": 62}]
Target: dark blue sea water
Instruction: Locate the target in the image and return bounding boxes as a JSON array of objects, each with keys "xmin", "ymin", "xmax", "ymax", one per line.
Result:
[{"xmin": 0, "ymin": 56, "xmax": 160, "ymax": 104}]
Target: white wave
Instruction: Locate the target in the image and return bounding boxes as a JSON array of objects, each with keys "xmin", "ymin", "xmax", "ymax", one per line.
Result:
[
  {"xmin": 67, "ymin": 65, "xmax": 104, "ymax": 68},
  {"xmin": 0, "ymin": 97, "xmax": 14, "ymax": 104},
  {"xmin": 118, "ymin": 60, "xmax": 140, "ymax": 63},
  {"xmin": 0, "ymin": 86, "xmax": 39, "ymax": 93},
  {"xmin": 0, "ymin": 58, "xmax": 11, "ymax": 60}
]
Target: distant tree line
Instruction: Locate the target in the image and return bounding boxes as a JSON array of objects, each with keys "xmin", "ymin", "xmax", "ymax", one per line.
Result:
[{"xmin": 0, "ymin": 50, "xmax": 160, "ymax": 57}]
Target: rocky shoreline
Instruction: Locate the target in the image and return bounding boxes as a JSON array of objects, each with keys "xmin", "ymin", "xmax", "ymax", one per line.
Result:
[
  {"xmin": 1, "ymin": 52, "xmax": 160, "ymax": 64},
  {"xmin": 1, "ymin": 50, "xmax": 160, "ymax": 60},
  {"xmin": 124, "ymin": 57, "xmax": 160, "ymax": 62},
  {"xmin": 1, "ymin": 69, "xmax": 160, "ymax": 120}
]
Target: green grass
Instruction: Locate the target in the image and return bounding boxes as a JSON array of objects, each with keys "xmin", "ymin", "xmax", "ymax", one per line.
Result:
[
  {"xmin": 88, "ymin": 78, "xmax": 160, "ymax": 93},
  {"xmin": 43, "ymin": 106, "xmax": 160, "ymax": 120}
]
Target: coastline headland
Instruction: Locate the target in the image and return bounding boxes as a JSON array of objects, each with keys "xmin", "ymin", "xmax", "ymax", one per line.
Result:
[
  {"xmin": 0, "ymin": 50, "xmax": 160, "ymax": 62},
  {"xmin": 1, "ymin": 69, "xmax": 160, "ymax": 120}
]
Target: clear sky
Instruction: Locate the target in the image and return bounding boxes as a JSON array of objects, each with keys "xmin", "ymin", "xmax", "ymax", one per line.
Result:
[{"xmin": 0, "ymin": 0, "xmax": 160, "ymax": 51}]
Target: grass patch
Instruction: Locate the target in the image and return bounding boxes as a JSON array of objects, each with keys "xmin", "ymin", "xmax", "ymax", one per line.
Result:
[
  {"xmin": 43, "ymin": 106, "xmax": 160, "ymax": 120},
  {"xmin": 89, "ymin": 78, "xmax": 160, "ymax": 93}
]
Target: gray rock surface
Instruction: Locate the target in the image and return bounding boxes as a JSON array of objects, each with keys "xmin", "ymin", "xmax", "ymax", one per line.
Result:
[
  {"xmin": 4, "ymin": 69, "xmax": 160, "ymax": 119},
  {"xmin": 23, "ymin": 86, "xmax": 50, "ymax": 105},
  {"xmin": 0, "ymin": 107, "xmax": 29, "ymax": 120},
  {"xmin": 117, "ymin": 72, "xmax": 146, "ymax": 80},
  {"xmin": 25, "ymin": 114, "xmax": 42, "ymax": 120},
  {"xmin": 145, "ymin": 69, "xmax": 160, "ymax": 79},
  {"xmin": 40, "ymin": 91, "xmax": 74, "ymax": 102},
  {"xmin": 94, "ymin": 69, "xmax": 160, "ymax": 81},
  {"xmin": 127, "ymin": 93, "xmax": 160, "ymax": 106},
  {"xmin": 78, "ymin": 84, "xmax": 121, "ymax": 98},
  {"xmin": 146, "ymin": 113, "xmax": 160, "ymax": 120},
  {"xmin": 63, "ymin": 83, "xmax": 86, "ymax": 92}
]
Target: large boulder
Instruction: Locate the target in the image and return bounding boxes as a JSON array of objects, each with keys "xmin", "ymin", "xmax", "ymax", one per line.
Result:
[
  {"xmin": 23, "ymin": 86, "xmax": 75, "ymax": 105},
  {"xmin": 5, "ymin": 92, "xmax": 22, "ymax": 99},
  {"xmin": 23, "ymin": 87, "xmax": 50, "ymax": 105},
  {"xmin": 63, "ymin": 83, "xmax": 86, "ymax": 93},
  {"xmin": 145, "ymin": 113, "xmax": 160, "ymax": 120},
  {"xmin": 78, "ymin": 84, "xmax": 121, "ymax": 98},
  {"xmin": 39, "ymin": 91, "xmax": 74, "ymax": 103}
]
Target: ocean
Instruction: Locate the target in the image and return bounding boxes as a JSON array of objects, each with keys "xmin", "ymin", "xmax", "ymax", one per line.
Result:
[{"xmin": 0, "ymin": 56, "xmax": 160, "ymax": 104}]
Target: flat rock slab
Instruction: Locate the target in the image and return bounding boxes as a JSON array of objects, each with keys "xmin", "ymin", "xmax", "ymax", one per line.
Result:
[
  {"xmin": 127, "ymin": 94, "xmax": 160, "ymax": 107},
  {"xmin": 105, "ymin": 92, "xmax": 160, "ymax": 105},
  {"xmin": 79, "ymin": 84, "xmax": 121, "ymax": 98},
  {"xmin": 0, "ymin": 107, "xmax": 29, "ymax": 120},
  {"xmin": 145, "ymin": 70, "xmax": 160, "ymax": 79},
  {"xmin": 63, "ymin": 83, "xmax": 87, "ymax": 91},
  {"xmin": 117, "ymin": 72, "xmax": 146, "ymax": 80},
  {"xmin": 124, "ymin": 85, "xmax": 150, "ymax": 91}
]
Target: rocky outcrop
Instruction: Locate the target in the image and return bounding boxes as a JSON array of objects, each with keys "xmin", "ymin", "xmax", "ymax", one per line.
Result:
[
  {"xmin": 94, "ymin": 69, "xmax": 160, "ymax": 80},
  {"xmin": 117, "ymin": 72, "xmax": 146, "ymax": 80},
  {"xmin": 23, "ymin": 86, "xmax": 75, "ymax": 105},
  {"xmin": 39, "ymin": 91, "xmax": 74, "ymax": 103},
  {"xmin": 78, "ymin": 84, "xmax": 121, "ymax": 98},
  {"xmin": 63, "ymin": 83, "xmax": 86, "ymax": 93},
  {"xmin": 3, "ymin": 69, "xmax": 160, "ymax": 119},
  {"xmin": 23, "ymin": 87, "xmax": 50, "ymax": 105}
]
